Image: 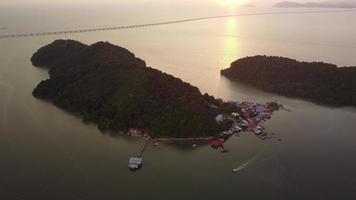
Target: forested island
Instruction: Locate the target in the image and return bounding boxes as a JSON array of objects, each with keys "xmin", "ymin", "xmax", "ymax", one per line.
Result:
[
  {"xmin": 32, "ymin": 40, "xmax": 240, "ymax": 138},
  {"xmin": 221, "ymin": 56, "xmax": 356, "ymax": 107}
]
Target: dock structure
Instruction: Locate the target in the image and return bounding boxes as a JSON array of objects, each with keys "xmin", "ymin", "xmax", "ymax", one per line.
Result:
[
  {"xmin": 128, "ymin": 140, "xmax": 149, "ymax": 171},
  {"xmin": 139, "ymin": 140, "xmax": 149, "ymax": 157}
]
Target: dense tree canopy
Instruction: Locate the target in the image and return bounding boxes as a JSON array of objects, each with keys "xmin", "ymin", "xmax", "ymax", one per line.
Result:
[
  {"xmin": 32, "ymin": 40, "xmax": 233, "ymax": 137},
  {"xmin": 221, "ymin": 55, "xmax": 356, "ymax": 107}
]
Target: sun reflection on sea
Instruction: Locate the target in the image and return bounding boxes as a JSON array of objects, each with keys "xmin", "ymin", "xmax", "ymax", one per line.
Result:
[{"xmin": 221, "ymin": 17, "xmax": 241, "ymax": 68}]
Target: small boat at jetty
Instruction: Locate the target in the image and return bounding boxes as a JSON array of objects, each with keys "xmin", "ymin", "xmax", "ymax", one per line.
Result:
[
  {"xmin": 128, "ymin": 140, "xmax": 149, "ymax": 171},
  {"xmin": 128, "ymin": 157, "xmax": 143, "ymax": 171}
]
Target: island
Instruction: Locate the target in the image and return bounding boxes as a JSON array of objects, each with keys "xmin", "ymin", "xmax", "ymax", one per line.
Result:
[
  {"xmin": 274, "ymin": 1, "xmax": 356, "ymax": 9},
  {"xmin": 32, "ymin": 40, "xmax": 280, "ymax": 140},
  {"xmin": 221, "ymin": 55, "xmax": 356, "ymax": 107}
]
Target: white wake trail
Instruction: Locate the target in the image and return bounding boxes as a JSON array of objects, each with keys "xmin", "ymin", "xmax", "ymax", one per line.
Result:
[{"xmin": 233, "ymin": 155, "xmax": 258, "ymax": 173}]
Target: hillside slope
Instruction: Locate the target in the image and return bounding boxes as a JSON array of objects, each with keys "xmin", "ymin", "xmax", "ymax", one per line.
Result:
[{"xmin": 32, "ymin": 40, "xmax": 233, "ymax": 137}]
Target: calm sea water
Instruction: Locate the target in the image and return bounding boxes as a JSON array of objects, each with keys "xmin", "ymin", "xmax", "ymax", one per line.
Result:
[{"xmin": 1, "ymin": 5, "xmax": 356, "ymax": 200}]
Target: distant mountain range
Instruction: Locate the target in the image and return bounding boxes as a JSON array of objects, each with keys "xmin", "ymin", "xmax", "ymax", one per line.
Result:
[{"xmin": 274, "ymin": 1, "xmax": 356, "ymax": 8}]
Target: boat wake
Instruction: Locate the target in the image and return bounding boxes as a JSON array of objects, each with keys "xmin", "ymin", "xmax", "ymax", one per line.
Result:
[
  {"xmin": 233, "ymin": 148, "xmax": 282, "ymax": 173},
  {"xmin": 233, "ymin": 155, "xmax": 258, "ymax": 173}
]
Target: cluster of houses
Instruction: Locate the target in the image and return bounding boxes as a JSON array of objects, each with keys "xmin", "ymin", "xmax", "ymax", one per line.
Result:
[
  {"xmin": 128, "ymin": 128, "xmax": 151, "ymax": 140},
  {"xmin": 127, "ymin": 101, "xmax": 282, "ymax": 170},
  {"xmin": 126, "ymin": 101, "xmax": 282, "ymax": 151},
  {"xmin": 215, "ymin": 101, "xmax": 281, "ymax": 141}
]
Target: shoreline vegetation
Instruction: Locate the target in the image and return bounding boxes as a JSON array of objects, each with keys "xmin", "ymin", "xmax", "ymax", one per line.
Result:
[
  {"xmin": 221, "ymin": 55, "xmax": 356, "ymax": 107},
  {"xmin": 127, "ymin": 101, "xmax": 282, "ymax": 145},
  {"xmin": 31, "ymin": 40, "xmax": 281, "ymax": 144}
]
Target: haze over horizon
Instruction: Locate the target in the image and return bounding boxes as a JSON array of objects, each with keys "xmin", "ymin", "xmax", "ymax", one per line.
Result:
[{"xmin": 2, "ymin": 0, "xmax": 356, "ymax": 8}]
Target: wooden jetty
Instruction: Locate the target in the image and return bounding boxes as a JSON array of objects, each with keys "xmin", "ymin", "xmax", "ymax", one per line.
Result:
[{"xmin": 128, "ymin": 140, "xmax": 149, "ymax": 171}]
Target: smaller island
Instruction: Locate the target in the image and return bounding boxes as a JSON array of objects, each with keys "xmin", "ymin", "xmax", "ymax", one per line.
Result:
[{"xmin": 221, "ymin": 56, "xmax": 356, "ymax": 107}]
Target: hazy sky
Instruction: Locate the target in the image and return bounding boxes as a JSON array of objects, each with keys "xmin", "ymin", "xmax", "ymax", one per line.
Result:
[
  {"xmin": 2, "ymin": 0, "xmax": 355, "ymax": 7},
  {"xmin": 1, "ymin": 0, "xmax": 355, "ymax": 12}
]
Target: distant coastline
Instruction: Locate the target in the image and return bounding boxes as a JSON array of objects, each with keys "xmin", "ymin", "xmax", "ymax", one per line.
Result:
[
  {"xmin": 274, "ymin": 1, "xmax": 356, "ymax": 9},
  {"xmin": 221, "ymin": 56, "xmax": 356, "ymax": 107}
]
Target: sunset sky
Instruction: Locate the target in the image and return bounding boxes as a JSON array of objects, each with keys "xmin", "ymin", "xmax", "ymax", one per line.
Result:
[{"xmin": 2, "ymin": 0, "xmax": 355, "ymax": 7}]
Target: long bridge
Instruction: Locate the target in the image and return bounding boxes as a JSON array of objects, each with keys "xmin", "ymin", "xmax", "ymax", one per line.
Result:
[{"xmin": 1, "ymin": 9, "xmax": 355, "ymax": 39}]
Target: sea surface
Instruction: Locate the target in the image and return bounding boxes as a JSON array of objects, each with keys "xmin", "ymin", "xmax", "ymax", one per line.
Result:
[{"xmin": 1, "ymin": 4, "xmax": 356, "ymax": 200}]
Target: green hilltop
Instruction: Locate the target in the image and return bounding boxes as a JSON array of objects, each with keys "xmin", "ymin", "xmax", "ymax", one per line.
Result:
[{"xmin": 32, "ymin": 40, "xmax": 234, "ymax": 138}]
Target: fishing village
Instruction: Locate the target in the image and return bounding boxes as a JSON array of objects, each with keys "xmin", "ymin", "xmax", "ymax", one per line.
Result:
[{"xmin": 127, "ymin": 101, "xmax": 284, "ymax": 170}]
